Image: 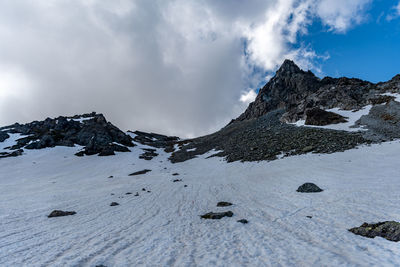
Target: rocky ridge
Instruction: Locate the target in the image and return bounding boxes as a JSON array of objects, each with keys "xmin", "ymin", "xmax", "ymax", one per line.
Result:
[{"xmin": 0, "ymin": 112, "xmax": 135, "ymax": 157}]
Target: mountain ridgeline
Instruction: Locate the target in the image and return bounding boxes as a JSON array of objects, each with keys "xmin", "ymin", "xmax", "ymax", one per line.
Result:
[{"xmin": 1, "ymin": 60, "xmax": 400, "ymax": 162}]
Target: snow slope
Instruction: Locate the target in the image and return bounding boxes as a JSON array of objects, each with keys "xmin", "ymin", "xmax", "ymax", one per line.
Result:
[{"xmin": 1, "ymin": 140, "xmax": 400, "ymax": 266}]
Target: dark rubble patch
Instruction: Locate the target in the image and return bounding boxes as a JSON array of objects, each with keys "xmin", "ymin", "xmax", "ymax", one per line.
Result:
[
  {"xmin": 130, "ymin": 130, "xmax": 179, "ymax": 151},
  {"xmin": 201, "ymin": 211, "xmax": 234, "ymax": 220},
  {"xmin": 217, "ymin": 202, "xmax": 233, "ymax": 207},
  {"xmin": 48, "ymin": 210, "xmax": 76, "ymax": 218},
  {"xmin": 170, "ymin": 110, "xmax": 369, "ymax": 163},
  {"xmin": 139, "ymin": 148, "xmax": 158, "ymax": 160},
  {"xmin": 129, "ymin": 169, "xmax": 152, "ymax": 176},
  {"xmin": 173, "ymin": 179, "xmax": 182, "ymax": 182},
  {"xmin": 297, "ymin": 183, "xmax": 323, "ymax": 193},
  {"xmin": 349, "ymin": 221, "xmax": 400, "ymax": 242}
]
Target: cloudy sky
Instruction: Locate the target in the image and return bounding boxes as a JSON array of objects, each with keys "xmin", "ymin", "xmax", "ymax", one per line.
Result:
[{"xmin": 0, "ymin": 0, "xmax": 399, "ymax": 137}]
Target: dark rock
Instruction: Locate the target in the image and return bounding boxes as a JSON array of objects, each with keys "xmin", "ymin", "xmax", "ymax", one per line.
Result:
[
  {"xmin": 147, "ymin": 191, "xmax": 151, "ymax": 193},
  {"xmin": 237, "ymin": 219, "xmax": 249, "ymax": 224},
  {"xmin": 142, "ymin": 188, "xmax": 146, "ymax": 191},
  {"xmin": 139, "ymin": 148, "xmax": 158, "ymax": 160},
  {"xmin": 0, "ymin": 131, "xmax": 9, "ymax": 142},
  {"xmin": 306, "ymin": 216, "xmax": 313, "ymax": 219},
  {"xmin": 200, "ymin": 211, "xmax": 234, "ymax": 220},
  {"xmin": 173, "ymin": 179, "xmax": 182, "ymax": 182},
  {"xmin": 305, "ymin": 108, "xmax": 348, "ymax": 126},
  {"xmin": 297, "ymin": 183, "xmax": 323, "ymax": 193},
  {"xmin": 129, "ymin": 169, "xmax": 152, "ymax": 176},
  {"xmin": 349, "ymin": 221, "xmax": 400, "ymax": 242},
  {"xmin": 172, "ymin": 173, "xmax": 179, "ymax": 176},
  {"xmin": 0, "ymin": 112, "xmax": 135, "ymax": 158},
  {"xmin": 217, "ymin": 201, "xmax": 233, "ymax": 207},
  {"xmin": 110, "ymin": 202, "xmax": 119, "ymax": 206},
  {"xmin": 126, "ymin": 192, "xmax": 132, "ymax": 195},
  {"xmin": 0, "ymin": 149, "xmax": 23, "ymax": 158},
  {"xmin": 134, "ymin": 192, "xmax": 139, "ymax": 196},
  {"xmin": 108, "ymin": 176, "xmax": 113, "ymax": 179},
  {"xmin": 184, "ymin": 185, "xmax": 188, "ymax": 187},
  {"xmin": 48, "ymin": 210, "xmax": 76, "ymax": 218},
  {"xmin": 75, "ymin": 151, "xmax": 85, "ymax": 157},
  {"xmin": 131, "ymin": 130, "xmax": 179, "ymax": 149}
]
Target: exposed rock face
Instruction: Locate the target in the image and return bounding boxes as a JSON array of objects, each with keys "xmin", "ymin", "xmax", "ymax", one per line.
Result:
[
  {"xmin": 296, "ymin": 183, "xmax": 323, "ymax": 193},
  {"xmin": 0, "ymin": 112, "xmax": 134, "ymax": 157},
  {"xmin": 349, "ymin": 221, "xmax": 400, "ymax": 242},
  {"xmin": 217, "ymin": 202, "xmax": 233, "ymax": 207},
  {"xmin": 305, "ymin": 108, "xmax": 348, "ymax": 126},
  {"xmin": 235, "ymin": 59, "xmax": 397, "ymax": 124},
  {"xmin": 131, "ymin": 131, "xmax": 179, "ymax": 152},
  {"xmin": 0, "ymin": 131, "xmax": 9, "ymax": 142}
]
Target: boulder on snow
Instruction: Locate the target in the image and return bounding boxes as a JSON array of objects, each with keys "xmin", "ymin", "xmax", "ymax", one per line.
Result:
[
  {"xmin": 129, "ymin": 169, "xmax": 152, "ymax": 176},
  {"xmin": 173, "ymin": 179, "xmax": 182, "ymax": 182},
  {"xmin": 48, "ymin": 210, "xmax": 76, "ymax": 218},
  {"xmin": 305, "ymin": 108, "xmax": 348, "ymax": 126},
  {"xmin": 349, "ymin": 221, "xmax": 400, "ymax": 242},
  {"xmin": 237, "ymin": 219, "xmax": 249, "ymax": 224},
  {"xmin": 297, "ymin": 183, "xmax": 323, "ymax": 193},
  {"xmin": 217, "ymin": 201, "xmax": 233, "ymax": 207},
  {"xmin": 110, "ymin": 202, "xmax": 119, "ymax": 206},
  {"xmin": 201, "ymin": 211, "xmax": 233, "ymax": 220}
]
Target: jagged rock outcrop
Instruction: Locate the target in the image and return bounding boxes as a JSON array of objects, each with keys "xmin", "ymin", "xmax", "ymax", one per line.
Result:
[
  {"xmin": 0, "ymin": 112, "xmax": 134, "ymax": 157},
  {"xmin": 305, "ymin": 108, "xmax": 348, "ymax": 126},
  {"xmin": 130, "ymin": 131, "xmax": 179, "ymax": 152},
  {"xmin": 235, "ymin": 59, "xmax": 398, "ymax": 124}
]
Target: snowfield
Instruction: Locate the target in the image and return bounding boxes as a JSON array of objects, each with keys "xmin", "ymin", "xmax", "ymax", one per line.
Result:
[{"xmin": 1, "ymin": 140, "xmax": 400, "ymax": 266}]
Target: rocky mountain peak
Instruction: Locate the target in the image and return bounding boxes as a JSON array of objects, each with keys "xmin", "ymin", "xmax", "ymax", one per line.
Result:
[
  {"xmin": 234, "ymin": 59, "xmax": 396, "ymax": 123},
  {"xmin": 275, "ymin": 59, "xmax": 302, "ymax": 76}
]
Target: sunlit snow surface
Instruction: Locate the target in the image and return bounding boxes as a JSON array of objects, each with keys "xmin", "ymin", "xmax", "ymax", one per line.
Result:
[{"xmin": 1, "ymin": 141, "xmax": 400, "ymax": 266}]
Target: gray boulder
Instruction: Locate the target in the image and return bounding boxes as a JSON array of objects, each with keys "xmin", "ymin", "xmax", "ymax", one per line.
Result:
[{"xmin": 297, "ymin": 183, "xmax": 323, "ymax": 193}]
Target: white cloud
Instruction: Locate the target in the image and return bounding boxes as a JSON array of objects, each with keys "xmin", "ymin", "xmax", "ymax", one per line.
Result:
[
  {"xmin": 240, "ymin": 90, "xmax": 257, "ymax": 105},
  {"xmin": 386, "ymin": 1, "xmax": 400, "ymax": 21},
  {"xmin": 0, "ymin": 0, "xmax": 373, "ymax": 137}
]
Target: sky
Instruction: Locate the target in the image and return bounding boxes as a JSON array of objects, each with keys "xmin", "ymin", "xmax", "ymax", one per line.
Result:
[{"xmin": 0, "ymin": 0, "xmax": 399, "ymax": 138}]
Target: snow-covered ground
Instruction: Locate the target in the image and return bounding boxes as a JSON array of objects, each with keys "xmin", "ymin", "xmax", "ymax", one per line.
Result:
[{"xmin": 1, "ymin": 140, "xmax": 400, "ymax": 266}]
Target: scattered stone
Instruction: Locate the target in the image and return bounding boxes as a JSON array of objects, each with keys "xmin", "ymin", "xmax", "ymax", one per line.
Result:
[
  {"xmin": 111, "ymin": 193, "xmax": 114, "ymax": 195},
  {"xmin": 134, "ymin": 192, "xmax": 139, "ymax": 196},
  {"xmin": 217, "ymin": 201, "xmax": 233, "ymax": 207},
  {"xmin": 237, "ymin": 219, "xmax": 249, "ymax": 224},
  {"xmin": 172, "ymin": 173, "xmax": 179, "ymax": 176},
  {"xmin": 349, "ymin": 221, "xmax": 400, "ymax": 242},
  {"xmin": 200, "ymin": 211, "xmax": 234, "ymax": 220},
  {"xmin": 173, "ymin": 179, "xmax": 182, "ymax": 182},
  {"xmin": 142, "ymin": 188, "xmax": 146, "ymax": 191},
  {"xmin": 129, "ymin": 169, "xmax": 152, "ymax": 176},
  {"xmin": 184, "ymin": 185, "xmax": 188, "ymax": 187},
  {"xmin": 306, "ymin": 216, "xmax": 313, "ymax": 219},
  {"xmin": 110, "ymin": 202, "xmax": 119, "ymax": 206},
  {"xmin": 302, "ymin": 146, "xmax": 314, "ymax": 153},
  {"xmin": 297, "ymin": 183, "xmax": 323, "ymax": 193},
  {"xmin": 48, "ymin": 210, "xmax": 76, "ymax": 218},
  {"xmin": 305, "ymin": 108, "xmax": 348, "ymax": 126},
  {"xmin": 126, "ymin": 192, "xmax": 132, "ymax": 195},
  {"xmin": 108, "ymin": 176, "xmax": 113, "ymax": 179},
  {"xmin": 147, "ymin": 191, "xmax": 151, "ymax": 193}
]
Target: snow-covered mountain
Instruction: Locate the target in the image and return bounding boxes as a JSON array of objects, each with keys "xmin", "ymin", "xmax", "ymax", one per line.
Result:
[{"xmin": 1, "ymin": 60, "xmax": 400, "ymax": 266}]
